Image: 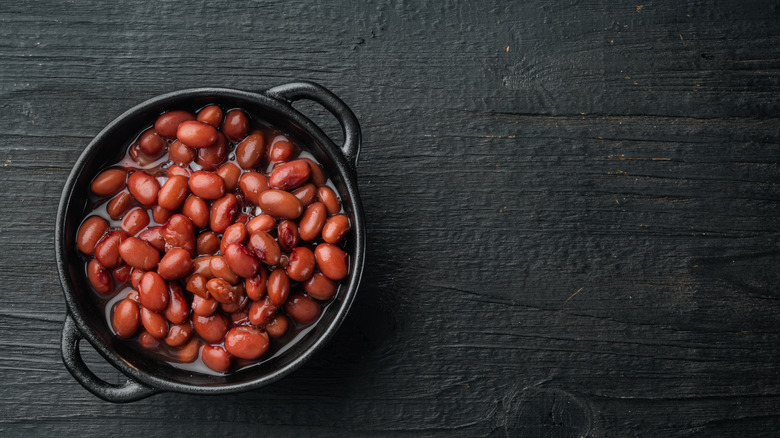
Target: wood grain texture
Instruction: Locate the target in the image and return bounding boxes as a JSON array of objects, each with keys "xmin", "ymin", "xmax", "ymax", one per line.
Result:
[{"xmin": 1, "ymin": 0, "xmax": 779, "ymax": 436}]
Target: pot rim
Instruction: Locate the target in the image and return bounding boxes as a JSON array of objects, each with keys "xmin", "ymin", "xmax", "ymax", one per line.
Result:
[{"xmin": 56, "ymin": 85, "xmax": 365, "ymax": 394}]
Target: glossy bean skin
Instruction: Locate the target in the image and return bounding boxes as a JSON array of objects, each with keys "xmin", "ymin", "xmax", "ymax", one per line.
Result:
[
  {"xmin": 158, "ymin": 248, "xmax": 193, "ymax": 280},
  {"xmin": 246, "ymin": 214, "xmax": 275, "ymax": 234},
  {"xmin": 222, "ymin": 109, "xmax": 249, "ymax": 142},
  {"xmin": 269, "ymin": 159, "xmax": 311, "ymax": 190},
  {"xmin": 112, "ymin": 264, "xmax": 132, "ymax": 283},
  {"xmin": 216, "ymin": 162, "xmax": 241, "ymax": 192},
  {"xmin": 197, "ymin": 105, "xmax": 223, "ymax": 127},
  {"xmin": 284, "ymin": 293, "xmax": 322, "ymax": 324},
  {"xmin": 161, "ymin": 214, "xmax": 196, "ymax": 255},
  {"xmin": 202, "ymin": 345, "xmax": 231, "ymax": 373},
  {"xmin": 127, "ymin": 171, "xmax": 161, "ymax": 206},
  {"xmin": 236, "ymin": 132, "xmax": 265, "ymax": 170},
  {"xmin": 165, "ymin": 322, "xmax": 193, "ymax": 347},
  {"xmin": 91, "ymin": 168, "xmax": 127, "ymax": 197},
  {"xmin": 192, "ymin": 256, "xmax": 214, "ymax": 278},
  {"xmin": 141, "ymin": 307, "xmax": 169, "ymax": 339},
  {"xmin": 130, "ymin": 268, "xmax": 145, "ymax": 290},
  {"xmin": 192, "ymin": 313, "xmax": 229, "ymax": 344},
  {"xmin": 188, "ymin": 171, "xmax": 225, "ymax": 200},
  {"xmin": 77, "ymin": 216, "xmax": 109, "ymax": 255},
  {"xmin": 196, "ymin": 231, "xmax": 220, "ymax": 255},
  {"xmin": 209, "ymin": 256, "xmax": 239, "ymax": 284},
  {"xmin": 318, "ymin": 186, "xmax": 341, "ymax": 215},
  {"xmin": 245, "ymin": 267, "xmax": 268, "ymax": 301},
  {"xmin": 314, "ymin": 243, "xmax": 349, "ymax": 281},
  {"xmin": 322, "ymin": 214, "xmax": 350, "ymax": 244},
  {"xmin": 305, "ymin": 272, "xmax": 338, "ymax": 301},
  {"xmin": 177, "ymin": 120, "xmax": 218, "ymax": 148},
  {"xmin": 248, "ymin": 297, "xmax": 276, "ymax": 326},
  {"xmin": 167, "ymin": 164, "xmax": 193, "ymax": 178},
  {"xmin": 165, "ymin": 282, "xmax": 190, "ymax": 324},
  {"xmin": 266, "ymin": 314, "xmax": 289, "ymax": 338},
  {"xmin": 138, "ymin": 271, "xmax": 169, "ymax": 312},
  {"xmin": 286, "ymin": 247, "xmax": 315, "ymax": 282},
  {"xmin": 158, "ymin": 175, "xmax": 190, "ymax": 210},
  {"xmin": 302, "ymin": 158, "xmax": 327, "ymax": 186},
  {"xmin": 292, "ymin": 183, "xmax": 318, "ymax": 207},
  {"xmin": 186, "ymin": 273, "xmax": 209, "ymax": 299},
  {"xmin": 169, "ymin": 139, "xmax": 196, "ymax": 166},
  {"xmin": 220, "ymin": 285, "xmax": 248, "ymax": 313},
  {"xmin": 94, "ymin": 230, "xmax": 127, "ymax": 269},
  {"xmin": 224, "ymin": 326, "xmax": 269, "ymax": 360},
  {"xmin": 107, "ymin": 191, "xmax": 133, "ymax": 220},
  {"xmin": 87, "ymin": 259, "xmax": 113, "ymax": 294},
  {"xmin": 182, "ymin": 195, "xmax": 209, "ymax": 228},
  {"xmin": 298, "ymin": 202, "xmax": 327, "ymax": 241},
  {"xmin": 277, "ymin": 220, "xmax": 299, "ymax": 253},
  {"xmin": 155, "ymin": 110, "xmax": 196, "ymax": 138},
  {"xmin": 139, "ymin": 129, "xmax": 166, "ymax": 156},
  {"xmin": 257, "ymin": 190, "xmax": 303, "ymax": 219},
  {"xmin": 238, "ymin": 172, "xmax": 269, "ymax": 206},
  {"xmin": 267, "ymin": 268, "xmax": 290, "ymax": 307},
  {"xmin": 191, "ymin": 292, "xmax": 218, "ymax": 316},
  {"xmin": 209, "ymin": 193, "xmax": 237, "ymax": 233},
  {"xmin": 248, "ymin": 231, "xmax": 281, "ymax": 266},
  {"xmin": 267, "ymin": 137, "xmax": 295, "ymax": 163},
  {"xmin": 153, "ymin": 205, "xmax": 173, "ymax": 224},
  {"xmin": 112, "ymin": 299, "xmax": 140, "ymax": 338},
  {"xmin": 138, "ymin": 331, "xmax": 159, "ymax": 349},
  {"xmin": 224, "ymin": 243, "xmax": 260, "ymax": 278},
  {"xmin": 207, "ymin": 278, "xmax": 237, "ymax": 304},
  {"xmin": 118, "ymin": 237, "xmax": 160, "ymax": 270},
  {"xmin": 176, "ymin": 337, "xmax": 201, "ymax": 363},
  {"xmin": 138, "ymin": 226, "xmax": 165, "ymax": 252},
  {"xmin": 121, "ymin": 207, "xmax": 150, "ymax": 236},
  {"xmin": 196, "ymin": 133, "xmax": 227, "ymax": 170},
  {"xmin": 220, "ymin": 223, "xmax": 247, "ymax": 255}
]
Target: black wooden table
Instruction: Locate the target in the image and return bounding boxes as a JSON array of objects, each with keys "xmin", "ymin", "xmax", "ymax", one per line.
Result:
[{"xmin": 1, "ymin": 1, "xmax": 779, "ymax": 436}]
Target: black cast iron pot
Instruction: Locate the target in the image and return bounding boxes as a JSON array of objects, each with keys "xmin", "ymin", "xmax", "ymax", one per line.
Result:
[{"xmin": 56, "ymin": 81, "xmax": 365, "ymax": 402}]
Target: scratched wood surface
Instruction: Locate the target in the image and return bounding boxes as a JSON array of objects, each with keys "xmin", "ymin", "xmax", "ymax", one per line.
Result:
[{"xmin": 1, "ymin": 0, "xmax": 779, "ymax": 436}]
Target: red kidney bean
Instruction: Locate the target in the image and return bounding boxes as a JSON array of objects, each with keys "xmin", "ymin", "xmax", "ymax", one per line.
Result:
[
  {"xmin": 129, "ymin": 143, "xmax": 157, "ymax": 166},
  {"xmin": 113, "ymin": 264, "xmax": 132, "ymax": 283},
  {"xmin": 167, "ymin": 164, "xmax": 193, "ymax": 178},
  {"xmin": 238, "ymin": 172, "xmax": 269, "ymax": 205},
  {"xmin": 258, "ymin": 189, "xmax": 303, "ymax": 219},
  {"xmin": 182, "ymin": 194, "xmax": 209, "ymax": 228},
  {"xmin": 314, "ymin": 243, "xmax": 348, "ymax": 281},
  {"xmin": 269, "ymin": 159, "xmax": 311, "ymax": 190},
  {"xmin": 139, "ymin": 128, "xmax": 166, "ymax": 156},
  {"xmin": 196, "ymin": 231, "xmax": 220, "ymax": 255},
  {"xmin": 304, "ymin": 272, "xmax": 338, "ymax": 301},
  {"xmin": 193, "ymin": 313, "xmax": 229, "ymax": 344},
  {"xmin": 176, "ymin": 337, "xmax": 200, "ymax": 362},
  {"xmin": 196, "ymin": 132, "xmax": 227, "ymax": 170},
  {"xmin": 266, "ymin": 314, "xmax": 289, "ymax": 338},
  {"xmin": 107, "ymin": 191, "xmax": 133, "ymax": 220},
  {"xmin": 236, "ymin": 132, "xmax": 265, "ymax": 170},
  {"xmin": 202, "ymin": 345, "xmax": 231, "ymax": 373},
  {"xmin": 130, "ymin": 268, "xmax": 145, "ymax": 290},
  {"xmin": 138, "ymin": 331, "xmax": 159, "ymax": 348},
  {"xmin": 192, "ymin": 256, "xmax": 214, "ymax": 278},
  {"xmin": 277, "ymin": 220, "xmax": 299, "ymax": 252},
  {"xmin": 119, "ymin": 237, "xmax": 160, "ymax": 270},
  {"xmin": 220, "ymin": 222, "xmax": 247, "ymax": 255},
  {"xmin": 169, "ymin": 139, "xmax": 196, "ymax": 166},
  {"xmin": 153, "ymin": 205, "xmax": 173, "ymax": 224},
  {"xmin": 155, "ymin": 110, "xmax": 196, "ymax": 138},
  {"xmin": 197, "ymin": 105, "xmax": 223, "ymax": 127},
  {"xmin": 248, "ymin": 297, "xmax": 276, "ymax": 326},
  {"xmin": 113, "ymin": 299, "xmax": 141, "ymax": 338},
  {"xmin": 121, "ymin": 207, "xmax": 150, "ymax": 236},
  {"xmin": 165, "ymin": 282, "xmax": 190, "ymax": 324},
  {"xmin": 94, "ymin": 230, "xmax": 127, "ymax": 269},
  {"xmin": 216, "ymin": 162, "xmax": 241, "ymax": 192},
  {"xmin": 267, "ymin": 268, "xmax": 290, "ymax": 307},
  {"xmin": 248, "ymin": 231, "xmax": 281, "ymax": 266},
  {"xmin": 127, "ymin": 171, "xmax": 161, "ymax": 206},
  {"xmin": 292, "ymin": 183, "xmax": 318, "ymax": 207},
  {"xmin": 222, "ymin": 109, "xmax": 249, "ymax": 142},
  {"xmin": 230, "ymin": 309, "xmax": 249, "ymax": 325},
  {"xmin": 245, "ymin": 267, "xmax": 268, "ymax": 301},
  {"xmin": 224, "ymin": 243, "xmax": 260, "ymax": 278},
  {"xmin": 298, "ymin": 202, "xmax": 327, "ymax": 241},
  {"xmin": 138, "ymin": 271, "xmax": 169, "ymax": 311},
  {"xmin": 318, "ymin": 186, "xmax": 341, "ymax": 215},
  {"xmin": 158, "ymin": 175, "xmax": 189, "ymax": 210},
  {"xmin": 161, "ymin": 214, "xmax": 196, "ymax": 255},
  {"xmin": 141, "ymin": 307, "xmax": 169, "ymax": 339},
  {"xmin": 138, "ymin": 226, "xmax": 165, "ymax": 252},
  {"xmin": 77, "ymin": 216, "xmax": 109, "ymax": 255},
  {"xmin": 224, "ymin": 326, "xmax": 269, "ymax": 360},
  {"xmin": 322, "ymin": 214, "xmax": 350, "ymax": 244},
  {"xmin": 186, "ymin": 273, "xmax": 209, "ymax": 299},
  {"xmin": 220, "ymin": 284, "xmax": 248, "ymax": 313},
  {"xmin": 188, "ymin": 171, "xmax": 225, "ymax": 200},
  {"xmin": 209, "ymin": 256, "xmax": 239, "ymax": 284},
  {"xmin": 246, "ymin": 214, "xmax": 275, "ymax": 234},
  {"xmin": 284, "ymin": 293, "xmax": 322, "ymax": 324},
  {"xmin": 165, "ymin": 322, "xmax": 193, "ymax": 347},
  {"xmin": 235, "ymin": 212, "xmax": 251, "ymax": 224},
  {"xmin": 87, "ymin": 259, "xmax": 113, "ymax": 294},
  {"xmin": 286, "ymin": 247, "xmax": 315, "ymax": 282},
  {"xmin": 302, "ymin": 158, "xmax": 327, "ymax": 186},
  {"xmin": 191, "ymin": 292, "xmax": 218, "ymax": 316},
  {"xmin": 267, "ymin": 137, "xmax": 295, "ymax": 163},
  {"xmin": 177, "ymin": 120, "xmax": 218, "ymax": 148},
  {"xmin": 91, "ymin": 168, "xmax": 127, "ymax": 197},
  {"xmin": 158, "ymin": 248, "xmax": 193, "ymax": 280},
  {"xmin": 209, "ymin": 193, "xmax": 237, "ymax": 233},
  {"xmin": 207, "ymin": 278, "xmax": 237, "ymax": 304}
]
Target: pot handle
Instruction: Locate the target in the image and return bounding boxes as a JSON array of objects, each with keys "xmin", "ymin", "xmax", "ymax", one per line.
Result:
[
  {"xmin": 61, "ymin": 313, "xmax": 158, "ymax": 403},
  {"xmin": 266, "ymin": 81, "xmax": 361, "ymax": 168}
]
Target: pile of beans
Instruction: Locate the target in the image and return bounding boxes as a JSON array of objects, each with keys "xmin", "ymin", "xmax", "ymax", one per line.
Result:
[{"xmin": 76, "ymin": 105, "xmax": 350, "ymax": 374}]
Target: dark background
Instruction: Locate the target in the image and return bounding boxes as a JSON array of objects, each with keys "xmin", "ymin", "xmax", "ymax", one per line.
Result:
[{"xmin": 1, "ymin": 1, "xmax": 779, "ymax": 436}]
